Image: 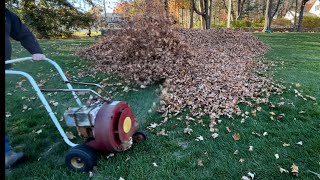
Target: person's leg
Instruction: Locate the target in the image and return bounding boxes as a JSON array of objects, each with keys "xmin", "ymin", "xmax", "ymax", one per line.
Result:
[
  {"xmin": 5, "ymin": 133, "xmax": 25, "ymax": 168},
  {"xmin": 5, "ymin": 134, "xmax": 13, "ymax": 155}
]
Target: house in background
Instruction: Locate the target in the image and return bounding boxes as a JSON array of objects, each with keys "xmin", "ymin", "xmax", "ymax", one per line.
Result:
[{"xmin": 284, "ymin": 0, "xmax": 320, "ymax": 22}]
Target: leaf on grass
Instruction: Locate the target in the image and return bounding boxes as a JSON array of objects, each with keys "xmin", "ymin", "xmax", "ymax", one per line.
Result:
[
  {"xmin": 152, "ymin": 162, "xmax": 158, "ymax": 167},
  {"xmin": 233, "ymin": 150, "xmax": 239, "ymax": 155},
  {"xmin": 298, "ymin": 111, "xmax": 305, "ymax": 114},
  {"xmin": 275, "ymin": 154, "xmax": 279, "ymax": 159},
  {"xmin": 34, "ymin": 129, "xmax": 42, "ymax": 134},
  {"xmin": 197, "ymin": 159, "xmax": 204, "ymax": 167},
  {"xmin": 291, "ymin": 163, "xmax": 299, "ymax": 176},
  {"xmin": 23, "ymin": 105, "xmax": 28, "ymax": 110},
  {"xmin": 233, "ymin": 133, "xmax": 240, "ymax": 141},
  {"xmin": 263, "ymin": 132, "xmax": 268, "ymax": 136},
  {"xmin": 239, "ymin": 158, "xmax": 245, "ymax": 163},
  {"xmin": 183, "ymin": 127, "xmax": 193, "ymax": 135},
  {"xmin": 119, "ymin": 177, "xmax": 125, "ymax": 180},
  {"xmin": 283, "ymin": 143, "xmax": 290, "ymax": 147},
  {"xmin": 211, "ymin": 133, "xmax": 219, "ymax": 139},
  {"xmin": 147, "ymin": 122, "xmax": 159, "ymax": 129},
  {"xmin": 306, "ymin": 95, "xmax": 316, "ymax": 101},
  {"xmin": 270, "ymin": 112, "xmax": 276, "ymax": 116},
  {"xmin": 107, "ymin": 153, "xmax": 114, "ymax": 159},
  {"xmin": 279, "ymin": 167, "xmax": 289, "ymax": 173},
  {"xmin": 157, "ymin": 129, "xmax": 168, "ymax": 136},
  {"xmin": 195, "ymin": 136, "xmax": 204, "ymax": 141},
  {"xmin": 241, "ymin": 176, "xmax": 250, "ymax": 180},
  {"xmin": 66, "ymin": 131, "xmax": 75, "ymax": 139},
  {"xmin": 226, "ymin": 126, "xmax": 231, "ymax": 133},
  {"xmin": 296, "ymin": 141, "xmax": 303, "ymax": 146},
  {"xmin": 248, "ymin": 172, "xmax": 255, "ymax": 179},
  {"xmin": 89, "ymin": 171, "xmax": 94, "ymax": 177},
  {"xmin": 6, "ymin": 112, "xmax": 12, "ymax": 118},
  {"xmin": 249, "ymin": 146, "xmax": 253, "ymax": 151}
]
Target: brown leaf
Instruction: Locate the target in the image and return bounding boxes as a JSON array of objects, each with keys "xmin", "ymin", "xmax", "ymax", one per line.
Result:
[
  {"xmin": 233, "ymin": 133, "xmax": 241, "ymax": 141},
  {"xmin": 291, "ymin": 163, "xmax": 299, "ymax": 176}
]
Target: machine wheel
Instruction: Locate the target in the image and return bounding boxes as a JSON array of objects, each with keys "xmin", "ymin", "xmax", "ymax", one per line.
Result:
[
  {"xmin": 65, "ymin": 144, "xmax": 97, "ymax": 172},
  {"xmin": 132, "ymin": 132, "xmax": 146, "ymax": 143}
]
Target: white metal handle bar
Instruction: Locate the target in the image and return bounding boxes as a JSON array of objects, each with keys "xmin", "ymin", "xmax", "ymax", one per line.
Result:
[
  {"xmin": 6, "ymin": 57, "xmax": 83, "ymax": 106},
  {"xmin": 5, "ymin": 69, "xmax": 77, "ymax": 147}
]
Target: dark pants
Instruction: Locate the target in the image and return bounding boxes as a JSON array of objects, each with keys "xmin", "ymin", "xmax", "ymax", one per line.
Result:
[{"xmin": 5, "ymin": 134, "xmax": 13, "ymax": 155}]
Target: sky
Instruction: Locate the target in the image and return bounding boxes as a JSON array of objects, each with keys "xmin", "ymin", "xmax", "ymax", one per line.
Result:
[{"xmin": 72, "ymin": 0, "xmax": 120, "ymax": 13}]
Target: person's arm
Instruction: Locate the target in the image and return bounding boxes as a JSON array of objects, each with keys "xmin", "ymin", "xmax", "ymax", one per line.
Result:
[{"xmin": 9, "ymin": 10, "xmax": 45, "ymax": 60}]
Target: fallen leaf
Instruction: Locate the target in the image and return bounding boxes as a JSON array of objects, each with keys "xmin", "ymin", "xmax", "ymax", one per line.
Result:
[
  {"xmin": 232, "ymin": 133, "xmax": 240, "ymax": 141},
  {"xmin": 298, "ymin": 111, "xmax": 305, "ymax": 114},
  {"xmin": 89, "ymin": 171, "xmax": 94, "ymax": 177},
  {"xmin": 6, "ymin": 112, "xmax": 12, "ymax": 118},
  {"xmin": 226, "ymin": 127, "xmax": 231, "ymax": 133},
  {"xmin": 296, "ymin": 141, "xmax": 303, "ymax": 146},
  {"xmin": 239, "ymin": 158, "xmax": 245, "ymax": 163},
  {"xmin": 140, "ymin": 85, "xmax": 146, "ymax": 89},
  {"xmin": 147, "ymin": 123, "xmax": 158, "ymax": 129},
  {"xmin": 119, "ymin": 177, "xmax": 125, "ymax": 180},
  {"xmin": 275, "ymin": 154, "xmax": 279, "ymax": 159},
  {"xmin": 195, "ymin": 136, "xmax": 204, "ymax": 141},
  {"xmin": 270, "ymin": 112, "xmax": 276, "ymax": 116},
  {"xmin": 107, "ymin": 153, "xmax": 114, "ymax": 159},
  {"xmin": 247, "ymin": 172, "xmax": 255, "ymax": 179},
  {"xmin": 291, "ymin": 163, "xmax": 299, "ymax": 176},
  {"xmin": 152, "ymin": 162, "xmax": 158, "ymax": 167},
  {"xmin": 183, "ymin": 127, "xmax": 193, "ymax": 135},
  {"xmin": 157, "ymin": 129, "xmax": 168, "ymax": 136},
  {"xmin": 283, "ymin": 143, "xmax": 290, "ymax": 147},
  {"xmin": 249, "ymin": 146, "xmax": 253, "ymax": 151},
  {"xmin": 211, "ymin": 133, "xmax": 219, "ymax": 139},
  {"xmin": 234, "ymin": 150, "xmax": 239, "ymax": 155},
  {"xmin": 197, "ymin": 159, "xmax": 204, "ymax": 167},
  {"xmin": 306, "ymin": 95, "xmax": 316, "ymax": 101},
  {"xmin": 241, "ymin": 176, "xmax": 250, "ymax": 180},
  {"xmin": 263, "ymin": 132, "xmax": 268, "ymax": 136},
  {"xmin": 66, "ymin": 131, "xmax": 75, "ymax": 139},
  {"xmin": 34, "ymin": 129, "xmax": 42, "ymax": 134},
  {"xmin": 295, "ymin": 83, "xmax": 301, "ymax": 88},
  {"xmin": 279, "ymin": 167, "xmax": 289, "ymax": 173}
]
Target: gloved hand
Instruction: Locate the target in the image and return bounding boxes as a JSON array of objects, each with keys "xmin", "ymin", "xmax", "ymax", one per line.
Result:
[{"xmin": 32, "ymin": 53, "xmax": 46, "ymax": 61}]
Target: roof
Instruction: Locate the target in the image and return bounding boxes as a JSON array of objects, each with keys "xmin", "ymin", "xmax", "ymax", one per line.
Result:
[{"xmin": 304, "ymin": 0, "xmax": 318, "ymax": 12}]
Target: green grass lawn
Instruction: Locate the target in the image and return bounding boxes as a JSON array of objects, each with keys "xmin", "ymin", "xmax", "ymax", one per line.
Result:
[{"xmin": 5, "ymin": 33, "xmax": 320, "ymax": 180}]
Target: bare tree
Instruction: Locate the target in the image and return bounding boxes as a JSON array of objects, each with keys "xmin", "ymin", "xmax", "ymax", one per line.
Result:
[{"xmin": 298, "ymin": 0, "xmax": 310, "ymax": 32}]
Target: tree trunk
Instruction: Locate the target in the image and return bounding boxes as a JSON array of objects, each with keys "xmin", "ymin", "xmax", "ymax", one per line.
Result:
[
  {"xmin": 298, "ymin": 0, "xmax": 309, "ymax": 32},
  {"xmin": 227, "ymin": 0, "xmax": 232, "ymax": 28},
  {"xmin": 209, "ymin": 0, "xmax": 213, "ymax": 28},
  {"xmin": 205, "ymin": 0, "xmax": 210, "ymax": 29},
  {"xmin": 164, "ymin": 0, "xmax": 169, "ymax": 18},
  {"xmin": 267, "ymin": 0, "xmax": 273, "ymax": 31},
  {"xmin": 190, "ymin": 0, "xmax": 194, "ymax": 28},
  {"xmin": 200, "ymin": 0, "xmax": 206, "ymax": 29},
  {"xmin": 293, "ymin": 0, "xmax": 298, "ymax": 32},
  {"xmin": 262, "ymin": 0, "xmax": 270, "ymax": 32}
]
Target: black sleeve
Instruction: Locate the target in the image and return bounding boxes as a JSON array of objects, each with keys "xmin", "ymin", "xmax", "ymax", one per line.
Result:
[{"xmin": 9, "ymin": 10, "xmax": 43, "ymax": 54}]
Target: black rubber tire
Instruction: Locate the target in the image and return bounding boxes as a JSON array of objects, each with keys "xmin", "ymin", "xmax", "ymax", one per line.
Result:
[
  {"xmin": 132, "ymin": 131, "xmax": 147, "ymax": 143},
  {"xmin": 65, "ymin": 144, "xmax": 97, "ymax": 172}
]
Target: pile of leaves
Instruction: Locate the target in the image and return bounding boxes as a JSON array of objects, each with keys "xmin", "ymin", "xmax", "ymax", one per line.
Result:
[
  {"xmin": 77, "ymin": 0, "xmax": 190, "ymax": 85},
  {"xmin": 77, "ymin": 0, "xmax": 278, "ymax": 128}
]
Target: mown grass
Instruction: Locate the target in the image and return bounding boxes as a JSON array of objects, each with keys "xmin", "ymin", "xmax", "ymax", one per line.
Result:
[{"xmin": 5, "ymin": 33, "xmax": 320, "ymax": 180}]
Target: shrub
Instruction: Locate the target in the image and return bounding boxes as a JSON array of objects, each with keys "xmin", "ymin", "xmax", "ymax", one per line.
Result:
[
  {"xmin": 303, "ymin": 16, "xmax": 320, "ymax": 28},
  {"xmin": 272, "ymin": 18, "xmax": 292, "ymax": 27}
]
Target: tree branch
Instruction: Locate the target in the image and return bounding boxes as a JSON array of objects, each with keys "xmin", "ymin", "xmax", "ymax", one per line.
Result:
[
  {"xmin": 271, "ymin": 0, "xmax": 281, "ymax": 18},
  {"xmin": 193, "ymin": 0, "xmax": 206, "ymax": 16}
]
